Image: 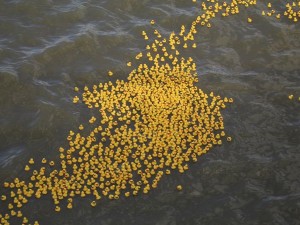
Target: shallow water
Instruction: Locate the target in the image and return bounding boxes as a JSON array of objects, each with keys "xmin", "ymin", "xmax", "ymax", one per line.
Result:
[{"xmin": 0, "ymin": 0, "xmax": 300, "ymax": 225}]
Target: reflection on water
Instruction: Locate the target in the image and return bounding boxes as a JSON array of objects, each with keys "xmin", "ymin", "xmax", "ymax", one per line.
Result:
[{"xmin": 0, "ymin": 0, "xmax": 300, "ymax": 225}]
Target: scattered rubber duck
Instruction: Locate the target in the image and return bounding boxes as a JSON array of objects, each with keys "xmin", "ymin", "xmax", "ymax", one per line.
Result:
[{"xmin": 176, "ymin": 185, "xmax": 183, "ymax": 191}]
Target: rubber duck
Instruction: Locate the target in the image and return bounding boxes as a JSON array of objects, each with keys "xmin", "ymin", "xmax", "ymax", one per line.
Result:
[
  {"xmin": 13, "ymin": 211, "xmax": 21, "ymax": 219},
  {"xmin": 28, "ymin": 158, "xmax": 34, "ymax": 165},
  {"xmin": 176, "ymin": 185, "xmax": 183, "ymax": 191},
  {"xmin": 24, "ymin": 165, "xmax": 30, "ymax": 171},
  {"xmin": 67, "ymin": 203, "xmax": 72, "ymax": 209},
  {"xmin": 108, "ymin": 71, "xmax": 113, "ymax": 76}
]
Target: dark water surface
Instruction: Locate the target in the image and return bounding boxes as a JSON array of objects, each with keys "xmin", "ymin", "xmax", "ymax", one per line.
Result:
[{"xmin": 1, "ymin": 0, "xmax": 300, "ymax": 225}]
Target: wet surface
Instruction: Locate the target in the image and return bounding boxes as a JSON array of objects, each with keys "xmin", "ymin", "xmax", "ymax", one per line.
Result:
[{"xmin": 0, "ymin": 0, "xmax": 300, "ymax": 224}]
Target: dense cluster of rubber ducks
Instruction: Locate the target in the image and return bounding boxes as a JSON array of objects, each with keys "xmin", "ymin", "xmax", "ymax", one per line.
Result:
[
  {"xmin": 1, "ymin": 1, "xmax": 299, "ymax": 224},
  {"xmin": 260, "ymin": 2, "xmax": 300, "ymax": 21},
  {"xmin": 284, "ymin": 2, "xmax": 300, "ymax": 22}
]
